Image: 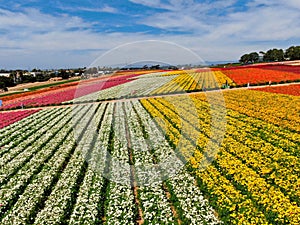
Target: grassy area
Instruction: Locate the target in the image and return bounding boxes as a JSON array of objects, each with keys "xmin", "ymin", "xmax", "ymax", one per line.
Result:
[
  {"xmin": 210, "ymin": 62, "xmax": 242, "ymax": 68},
  {"xmin": 28, "ymin": 78, "xmax": 80, "ymax": 91},
  {"xmin": 0, "ymin": 91, "xmax": 22, "ymax": 98}
]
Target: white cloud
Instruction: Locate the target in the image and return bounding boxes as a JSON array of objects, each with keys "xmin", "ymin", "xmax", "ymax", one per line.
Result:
[
  {"xmin": 60, "ymin": 5, "xmax": 118, "ymax": 13},
  {"xmin": 131, "ymin": 0, "xmax": 300, "ymax": 42},
  {"xmin": 0, "ymin": 8, "xmax": 91, "ymax": 33},
  {"xmin": 248, "ymin": 0, "xmax": 300, "ymax": 9},
  {"xmin": 0, "ymin": 2, "xmax": 300, "ymax": 69},
  {"xmin": 128, "ymin": 0, "xmax": 171, "ymax": 10},
  {"xmin": 205, "ymin": 4, "xmax": 300, "ymax": 42}
]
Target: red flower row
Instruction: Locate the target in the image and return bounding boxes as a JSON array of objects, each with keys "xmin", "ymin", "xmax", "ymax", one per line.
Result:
[
  {"xmin": 213, "ymin": 63, "xmax": 300, "ymax": 73},
  {"xmin": 253, "ymin": 84, "xmax": 300, "ymax": 96},
  {"xmin": 218, "ymin": 68, "xmax": 300, "ymax": 85},
  {"xmin": 1, "ymin": 74, "xmax": 138, "ymax": 110},
  {"xmin": 257, "ymin": 65, "xmax": 300, "ymax": 74},
  {"xmin": 1, "ymin": 81, "xmax": 79, "ymax": 102},
  {"xmin": 0, "ymin": 109, "xmax": 40, "ymax": 129}
]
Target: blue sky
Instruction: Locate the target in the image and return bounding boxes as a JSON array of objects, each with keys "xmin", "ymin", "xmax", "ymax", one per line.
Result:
[{"xmin": 0, "ymin": 0, "xmax": 300, "ymax": 69}]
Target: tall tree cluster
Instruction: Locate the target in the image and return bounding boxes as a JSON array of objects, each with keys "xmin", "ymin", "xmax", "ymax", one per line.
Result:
[{"xmin": 239, "ymin": 45, "xmax": 300, "ymax": 64}]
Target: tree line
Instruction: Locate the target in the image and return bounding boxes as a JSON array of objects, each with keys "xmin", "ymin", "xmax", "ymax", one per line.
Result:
[
  {"xmin": 239, "ymin": 45, "xmax": 300, "ymax": 64},
  {"xmin": 0, "ymin": 68, "xmax": 85, "ymax": 92}
]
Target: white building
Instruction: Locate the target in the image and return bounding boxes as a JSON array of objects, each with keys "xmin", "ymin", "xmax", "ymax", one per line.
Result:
[
  {"xmin": 0, "ymin": 73, "xmax": 10, "ymax": 77},
  {"xmin": 24, "ymin": 72, "xmax": 42, "ymax": 77}
]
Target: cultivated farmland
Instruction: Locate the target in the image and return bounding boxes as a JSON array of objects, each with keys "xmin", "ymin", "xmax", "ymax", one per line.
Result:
[{"xmin": 0, "ymin": 67, "xmax": 299, "ymax": 224}]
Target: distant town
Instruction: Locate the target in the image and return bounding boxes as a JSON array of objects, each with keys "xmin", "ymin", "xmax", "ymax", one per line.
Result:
[{"xmin": 0, "ymin": 64, "xmax": 187, "ymax": 92}]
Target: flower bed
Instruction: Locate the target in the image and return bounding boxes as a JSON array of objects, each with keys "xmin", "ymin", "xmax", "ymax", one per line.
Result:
[
  {"xmin": 1, "ymin": 74, "xmax": 138, "ymax": 110},
  {"xmin": 0, "ymin": 109, "xmax": 40, "ymax": 129},
  {"xmin": 218, "ymin": 67, "xmax": 300, "ymax": 85},
  {"xmin": 259, "ymin": 64, "xmax": 300, "ymax": 74},
  {"xmin": 253, "ymin": 84, "xmax": 300, "ymax": 96}
]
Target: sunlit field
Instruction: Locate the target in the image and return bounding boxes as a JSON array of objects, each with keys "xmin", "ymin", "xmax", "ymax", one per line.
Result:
[{"xmin": 0, "ymin": 67, "xmax": 299, "ymax": 224}]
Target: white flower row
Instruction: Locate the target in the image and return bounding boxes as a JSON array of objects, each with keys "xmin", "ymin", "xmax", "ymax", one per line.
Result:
[
  {"xmin": 0, "ymin": 108, "xmax": 75, "ymax": 219},
  {"xmin": 33, "ymin": 104, "xmax": 101, "ymax": 224},
  {"xmin": 103, "ymin": 102, "xmax": 136, "ymax": 224},
  {"xmin": 0, "ymin": 108, "xmax": 61, "ymax": 153},
  {"xmin": 168, "ymin": 170, "xmax": 221, "ymax": 225},
  {"xmin": 123, "ymin": 101, "xmax": 176, "ymax": 224},
  {"xmin": 109, "ymin": 102, "xmax": 131, "ymax": 186},
  {"xmin": 132, "ymin": 100, "xmax": 221, "ymax": 224},
  {"xmin": 0, "ymin": 108, "xmax": 51, "ymax": 143},
  {"xmin": 104, "ymin": 182, "xmax": 136, "ymax": 225},
  {"xmin": 69, "ymin": 103, "xmax": 113, "ymax": 224},
  {"xmin": 0, "ymin": 108, "xmax": 70, "ymax": 168},
  {"xmin": 72, "ymin": 73, "xmax": 177, "ymax": 103},
  {"xmin": 0, "ymin": 107, "xmax": 72, "ymax": 184},
  {"xmin": 133, "ymin": 71, "xmax": 168, "ymax": 79},
  {"xmin": 1, "ymin": 128, "xmax": 75, "ymax": 224}
]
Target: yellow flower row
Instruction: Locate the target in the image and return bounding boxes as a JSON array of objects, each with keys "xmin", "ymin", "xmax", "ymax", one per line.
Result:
[
  {"xmin": 179, "ymin": 94, "xmax": 300, "ymax": 206},
  {"xmin": 223, "ymin": 90, "xmax": 300, "ymax": 132},
  {"xmin": 215, "ymin": 150, "xmax": 300, "ymax": 224},
  {"xmin": 140, "ymin": 97, "xmax": 270, "ymax": 224},
  {"xmin": 150, "ymin": 70, "xmax": 236, "ymax": 95},
  {"xmin": 191, "ymin": 91, "xmax": 300, "ymax": 145},
  {"xmin": 213, "ymin": 71, "xmax": 236, "ymax": 87},
  {"xmin": 140, "ymin": 91, "xmax": 300, "ymax": 224}
]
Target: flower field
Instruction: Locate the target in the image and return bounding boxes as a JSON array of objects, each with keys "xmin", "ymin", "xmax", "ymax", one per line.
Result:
[
  {"xmin": 258, "ymin": 64, "xmax": 300, "ymax": 74},
  {"xmin": 0, "ymin": 73, "xmax": 138, "ymax": 110},
  {"xmin": 0, "ymin": 109, "xmax": 40, "ymax": 129},
  {"xmin": 151, "ymin": 70, "xmax": 235, "ymax": 94},
  {"xmin": 0, "ymin": 68, "xmax": 299, "ymax": 224},
  {"xmin": 213, "ymin": 66, "xmax": 300, "ymax": 86},
  {"xmin": 73, "ymin": 70, "xmax": 235, "ymax": 103},
  {"xmin": 253, "ymin": 84, "xmax": 300, "ymax": 96}
]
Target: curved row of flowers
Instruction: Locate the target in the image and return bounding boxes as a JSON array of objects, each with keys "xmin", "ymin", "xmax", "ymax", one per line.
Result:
[
  {"xmin": 176, "ymin": 95, "xmax": 300, "ymax": 204},
  {"xmin": 140, "ymin": 98, "xmax": 269, "ymax": 224}
]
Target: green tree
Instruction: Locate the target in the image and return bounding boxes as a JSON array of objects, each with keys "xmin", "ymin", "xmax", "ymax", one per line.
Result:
[
  {"xmin": 239, "ymin": 52, "xmax": 259, "ymax": 64},
  {"xmin": 0, "ymin": 76, "xmax": 15, "ymax": 89},
  {"xmin": 249, "ymin": 52, "xmax": 259, "ymax": 63},
  {"xmin": 285, "ymin": 46, "xmax": 300, "ymax": 60},
  {"xmin": 263, "ymin": 48, "xmax": 284, "ymax": 62},
  {"xmin": 59, "ymin": 70, "xmax": 70, "ymax": 79},
  {"xmin": 239, "ymin": 54, "xmax": 250, "ymax": 64}
]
